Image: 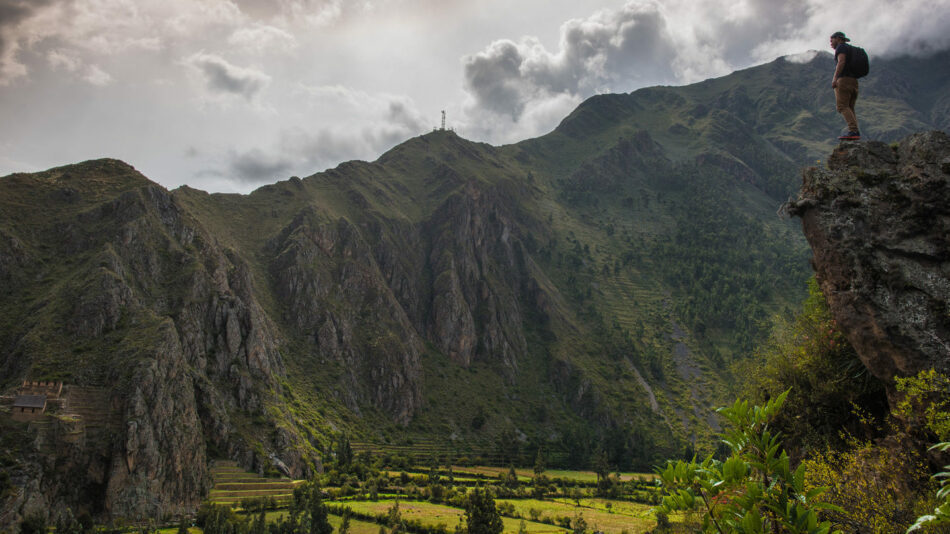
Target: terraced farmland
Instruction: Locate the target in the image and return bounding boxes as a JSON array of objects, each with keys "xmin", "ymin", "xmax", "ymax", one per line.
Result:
[
  {"xmin": 208, "ymin": 460, "xmax": 304, "ymax": 508},
  {"xmin": 452, "ymin": 466, "xmax": 657, "ymax": 484}
]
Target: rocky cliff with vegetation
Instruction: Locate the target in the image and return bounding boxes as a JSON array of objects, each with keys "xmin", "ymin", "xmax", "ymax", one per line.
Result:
[
  {"xmin": 791, "ymin": 131, "xmax": 950, "ymax": 398},
  {"xmin": 1, "ymin": 51, "xmax": 949, "ymax": 525}
]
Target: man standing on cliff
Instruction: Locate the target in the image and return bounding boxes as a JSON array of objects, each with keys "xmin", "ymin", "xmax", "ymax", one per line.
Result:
[{"xmin": 831, "ymin": 31, "xmax": 860, "ymax": 140}]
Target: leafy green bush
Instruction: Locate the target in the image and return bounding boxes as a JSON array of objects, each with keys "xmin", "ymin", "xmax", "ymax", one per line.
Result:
[
  {"xmin": 803, "ymin": 434, "xmax": 932, "ymax": 533},
  {"xmin": 909, "ymin": 442, "xmax": 950, "ymax": 532},
  {"xmin": 737, "ymin": 278, "xmax": 887, "ymax": 457},
  {"xmin": 655, "ymin": 391, "xmax": 841, "ymax": 533}
]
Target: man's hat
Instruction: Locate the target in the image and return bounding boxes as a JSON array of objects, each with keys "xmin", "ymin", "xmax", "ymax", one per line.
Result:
[{"xmin": 831, "ymin": 31, "xmax": 851, "ymax": 42}]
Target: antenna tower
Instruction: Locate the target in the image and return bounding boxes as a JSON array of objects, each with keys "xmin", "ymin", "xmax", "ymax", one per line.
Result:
[{"xmin": 441, "ymin": 110, "xmax": 446, "ymax": 130}]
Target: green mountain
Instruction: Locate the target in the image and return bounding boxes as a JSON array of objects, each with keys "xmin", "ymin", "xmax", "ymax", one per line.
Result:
[{"xmin": 1, "ymin": 50, "xmax": 948, "ymax": 521}]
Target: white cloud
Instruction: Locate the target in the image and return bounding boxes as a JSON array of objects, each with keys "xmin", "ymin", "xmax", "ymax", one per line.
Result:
[
  {"xmin": 286, "ymin": 86, "xmax": 427, "ymax": 164},
  {"xmin": 46, "ymin": 48, "xmax": 81, "ymax": 71},
  {"xmin": 228, "ymin": 147, "xmax": 293, "ymax": 183},
  {"xmin": 46, "ymin": 48, "xmax": 111, "ymax": 85},
  {"xmin": 0, "ymin": 0, "xmax": 246, "ymax": 84},
  {"xmin": 83, "ymin": 64, "xmax": 111, "ymax": 85},
  {"xmin": 0, "ymin": 0, "xmax": 50, "ymax": 84},
  {"xmin": 228, "ymin": 24, "xmax": 297, "ymax": 54}
]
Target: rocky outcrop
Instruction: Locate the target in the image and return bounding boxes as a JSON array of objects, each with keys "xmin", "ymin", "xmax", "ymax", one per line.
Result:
[
  {"xmin": 792, "ymin": 131, "xmax": 950, "ymax": 393},
  {"xmin": 0, "ymin": 161, "xmax": 308, "ymax": 524},
  {"xmin": 268, "ymin": 208, "xmax": 424, "ymax": 424},
  {"xmin": 425, "ymin": 187, "xmax": 530, "ymax": 372}
]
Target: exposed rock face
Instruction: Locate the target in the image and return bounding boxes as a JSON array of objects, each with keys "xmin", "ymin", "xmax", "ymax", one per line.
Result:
[
  {"xmin": 268, "ymin": 209, "xmax": 424, "ymax": 423},
  {"xmin": 793, "ymin": 131, "xmax": 950, "ymax": 393},
  {"xmin": 424, "ymin": 187, "xmax": 530, "ymax": 372},
  {"xmin": 0, "ymin": 161, "xmax": 307, "ymax": 523}
]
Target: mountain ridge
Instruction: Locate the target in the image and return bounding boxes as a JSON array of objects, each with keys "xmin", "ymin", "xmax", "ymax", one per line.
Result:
[{"xmin": 2, "ymin": 49, "xmax": 949, "ymax": 524}]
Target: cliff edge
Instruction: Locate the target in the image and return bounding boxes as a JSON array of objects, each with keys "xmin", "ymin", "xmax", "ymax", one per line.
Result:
[{"xmin": 791, "ymin": 131, "xmax": 950, "ymax": 396}]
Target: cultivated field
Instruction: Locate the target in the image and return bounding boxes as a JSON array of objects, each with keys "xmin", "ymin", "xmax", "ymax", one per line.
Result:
[{"xmin": 203, "ymin": 463, "xmax": 664, "ymax": 533}]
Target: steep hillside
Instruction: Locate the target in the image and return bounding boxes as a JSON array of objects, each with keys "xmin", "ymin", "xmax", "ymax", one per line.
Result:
[{"xmin": 1, "ymin": 51, "xmax": 948, "ymax": 524}]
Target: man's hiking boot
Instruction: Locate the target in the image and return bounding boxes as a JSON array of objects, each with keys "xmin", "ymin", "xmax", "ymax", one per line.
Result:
[{"xmin": 838, "ymin": 131, "xmax": 861, "ymax": 140}]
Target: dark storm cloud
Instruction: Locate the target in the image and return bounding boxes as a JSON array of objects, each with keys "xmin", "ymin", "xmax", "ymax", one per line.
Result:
[
  {"xmin": 228, "ymin": 148, "xmax": 293, "ymax": 183},
  {"xmin": 0, "ymin": 0, "xmax": 52, "ymax": 78},
  {"xmin": 463, "ymin": 40, "xmax": 527, "ymax": 119},
  {"xmin": 462, "ymin": 2, "xmax": 676, "ymax": 121},
  {"xmin": 0, "ymin": 0, "xmax": 35, "ymax": 26},
  {"xmin": 185, "ymin": 52, "xmax": 270, "ymax": 99}
]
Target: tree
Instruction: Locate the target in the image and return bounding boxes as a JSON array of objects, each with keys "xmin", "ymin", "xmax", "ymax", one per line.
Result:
[
  {"xmin": 250, "ymin": 508, "xmax": 267, "ymax": 534},
  {"xmin": 909, "ymin": 442, "xmax": 950, "ymax": 532},
  {"xmin": 572, "ymin": 513, "xmax": 587, "ymax": 534},
  {"xmin": 336, "ymin": 434, "xmax": 354, "ymax": 468},
  {"xmin": 505, "ymin": 464, "xmax": 519, "ymax": 488},
  {"xmin": 593, "ymin": 449, "xmax": 611, "ymax": 495},
  {"xmin": 338, "ymin": 508, "xmax": 352, "ymax": 534},
  {"xmin": 465, "ymin": 488, "xmax": 503, "ymax": 534},
  {"xmin": 655, "ymin": 390, "xmax": 842, "ymax": 534},
  {"xmin": 533, "ymin": 448, "xmax": 546, "ymax": 478},
  {"xmin": 387, "ymin": 501, "xmax": 405, "ymax": 534},
  {"xmin": 54, "ymin": 508, "xmax": 81, "ymax": 534},
  {"xmin": 295, "ymin": 480, "xmax": 332, "ymax": 534}
]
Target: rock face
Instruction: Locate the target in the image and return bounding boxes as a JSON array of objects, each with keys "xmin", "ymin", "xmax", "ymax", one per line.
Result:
[
  {"xmin": 267, "ymin": 209, "xmax": 424, "ymax": 424},
  {"xmin": 793, "ymin": 131, "xmax": 950, "ymax": 393},
  {"xmin": 0, "ymin": 161, "xmax": 307, "ymax": 523}
]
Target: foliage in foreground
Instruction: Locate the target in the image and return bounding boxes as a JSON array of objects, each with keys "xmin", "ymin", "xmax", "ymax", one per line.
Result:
[
  {"xmin": 800, "ymin": 368, "xmax": 950, "ymax": 533},
  {"xmin": 909, "ymin": 442, "xmax": 950, "ymax": 532},
  {"xmin": 736, "ymin": 278, "xmax": 887, "ymax": 458},
  {"xmin": 802, "ymin": 433, "xmax": 933, "ymax": 533},
  {"xmin": 736, "ymin": 278, "xmax": 950, "ymax": 533},
  {"xmin": 655, "ymin": 390, "xmax": 842, "ymax": 533}
]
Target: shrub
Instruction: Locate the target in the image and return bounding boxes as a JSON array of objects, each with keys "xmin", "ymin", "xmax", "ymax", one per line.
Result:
[
  {"xmin": 803, "ymin": 434, "xmax": 932, "ymax": 532},
  {"xmin": 737, "ymin": 278, "xmax": 887, "ymax": 458},
  {"xmin": 909, "ymin": 442, "xmax": 950, "ymax": 532},
  {"xmin": 655, "ymin": 391, "xmax": 841, "ymax": 533}
]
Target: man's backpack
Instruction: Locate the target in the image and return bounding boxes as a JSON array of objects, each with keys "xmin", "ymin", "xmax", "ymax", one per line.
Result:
[{"xmin": 849, "ymin": 45, "xmax": 870, "ymax": 78}]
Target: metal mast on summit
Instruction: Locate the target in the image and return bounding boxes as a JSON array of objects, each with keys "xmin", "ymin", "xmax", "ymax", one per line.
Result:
[{"xmin": 441, "ymin": 110, "xmax": 446, "ymax": 130}]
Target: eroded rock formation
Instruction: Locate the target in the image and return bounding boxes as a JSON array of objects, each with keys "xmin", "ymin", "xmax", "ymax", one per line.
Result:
[{"xmin": 793, "ymin": 131, "xmax": 950, "ymax": 394}]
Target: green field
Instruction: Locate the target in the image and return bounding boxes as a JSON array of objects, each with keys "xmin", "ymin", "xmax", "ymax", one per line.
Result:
[
  {"xmin": 260, "ymin": 511, "xmax": 382, "ymax": 534},
  {"xmin": 204, "ymin": 464, "xmax": 660, "ymax": 533},
  {"xmin": 448, "ymin": 467, "xmax": 658, "ymax": 484},
  {"xmin": 327, "ymin": 500, "xmax": 572, "ymax": 533},
  {"xmin": 495, "ymin": 498, "xmax": 655, "ymax": 534}
]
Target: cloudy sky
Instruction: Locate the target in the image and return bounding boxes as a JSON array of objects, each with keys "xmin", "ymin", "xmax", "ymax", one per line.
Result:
[{"xmin": 1, "ymin": 0, "xmax": 948, "ymax": 193}]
